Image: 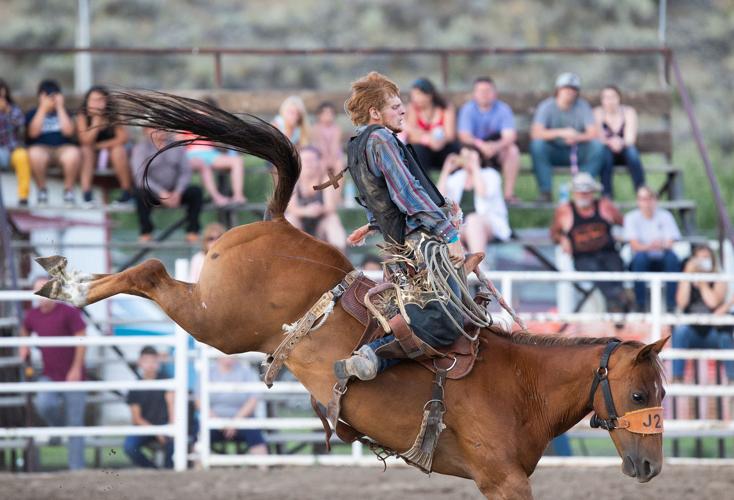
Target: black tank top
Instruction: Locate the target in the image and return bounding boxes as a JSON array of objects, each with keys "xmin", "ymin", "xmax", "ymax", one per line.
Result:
[
  {"xmin": 568, "ymin": 200, "xmax": 616, "ymax": 257},
  {"xmin": 602, "ymin": 109, "xmax": 625, "ymax": 139},
  {"xmin": 295, "ymin": 185, "xmax": 325, "ymax": 236}
]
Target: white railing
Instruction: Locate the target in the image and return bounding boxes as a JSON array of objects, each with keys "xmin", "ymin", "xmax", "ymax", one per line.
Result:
[
  {"xmin": 0, "ymin": 259, "xmax": 190, "ymax": 471},
  {"xmin": 2, "ymin": 267, "xmax": 734, "ymax": 469}
]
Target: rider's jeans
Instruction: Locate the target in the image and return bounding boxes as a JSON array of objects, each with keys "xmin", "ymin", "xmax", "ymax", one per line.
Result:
[{"xmin": 368, "ymin": 335, "xmax": 402, "ymax": 373}]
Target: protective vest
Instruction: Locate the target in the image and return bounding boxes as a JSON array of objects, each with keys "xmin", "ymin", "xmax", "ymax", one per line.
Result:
[{"xmin": 347, "ymin": 125, "xmax": 444, "ymax": 244}]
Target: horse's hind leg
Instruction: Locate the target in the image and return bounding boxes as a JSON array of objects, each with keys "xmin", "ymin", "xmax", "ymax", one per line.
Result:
[{"xmin": 35, "ymin": 256, "xmax": 203, "ymax": 335}]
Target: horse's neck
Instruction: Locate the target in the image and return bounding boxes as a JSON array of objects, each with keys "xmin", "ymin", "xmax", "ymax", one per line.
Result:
[{"xmin": 529, "ymin": 344, "xmax": 604, "ymax": 438}]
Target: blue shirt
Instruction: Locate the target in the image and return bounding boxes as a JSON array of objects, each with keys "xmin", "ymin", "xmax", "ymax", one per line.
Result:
[
  {"xmin": 358, "ymin": 126, "xmax": 458, "ymax": 242},
  {"xmin": 457, "ymin": 99, "xmax": 515, "ymax": 140},
  {"xmin": 25, "ymin": 108, "xmax": 73, "ymax": 147}
]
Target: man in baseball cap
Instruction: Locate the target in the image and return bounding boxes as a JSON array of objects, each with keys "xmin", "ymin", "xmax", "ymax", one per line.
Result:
[{"xmin": 529, "ymin": 72, "xmax": 605, "ymax": 202}]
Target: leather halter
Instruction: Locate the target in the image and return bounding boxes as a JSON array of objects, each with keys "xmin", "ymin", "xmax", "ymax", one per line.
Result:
[{"xmin": 587, "ymin": 341, "xmax": 664, "ymax": 435}]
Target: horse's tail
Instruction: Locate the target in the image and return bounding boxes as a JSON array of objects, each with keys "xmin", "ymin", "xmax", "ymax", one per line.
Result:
[{"xmin": 108, "ymin": 90, "xmax": 300, "ymax": 219}]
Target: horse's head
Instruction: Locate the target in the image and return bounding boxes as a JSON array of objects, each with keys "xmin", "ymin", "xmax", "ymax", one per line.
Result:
[{"xmin": 590, "ymin": 336, "xmax": 669, "ymax": 483}]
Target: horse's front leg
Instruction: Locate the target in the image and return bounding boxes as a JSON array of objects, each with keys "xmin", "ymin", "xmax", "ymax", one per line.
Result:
[{"xmin": 475, "ymin": 467, "xmax": 533, "ymax": 500}]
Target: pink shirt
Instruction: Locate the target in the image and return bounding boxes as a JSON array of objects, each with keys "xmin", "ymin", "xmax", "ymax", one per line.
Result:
[
  {"xmin": 310, "ymin": 123, "xmax": 343, "ymax": 168},
  {"xmin": 23, "ymin": 303, "xmax": 86, "ymax": 381}
]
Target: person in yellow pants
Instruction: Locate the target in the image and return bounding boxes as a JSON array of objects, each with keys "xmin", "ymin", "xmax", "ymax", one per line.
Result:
[{"xmin": 1, "ymin": 80, "xmax": 31, "ymax": 206}]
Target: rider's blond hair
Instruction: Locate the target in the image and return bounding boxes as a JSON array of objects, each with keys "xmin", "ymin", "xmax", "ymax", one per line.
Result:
[{"xmin": 344, "ymin": 72, "xmax": 400, "ymax": 126}]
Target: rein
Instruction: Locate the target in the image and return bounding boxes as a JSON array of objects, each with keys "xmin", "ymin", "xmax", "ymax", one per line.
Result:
[{"xmin": 588, "ymin": 341, "xmax": 664, "ymax": 435}]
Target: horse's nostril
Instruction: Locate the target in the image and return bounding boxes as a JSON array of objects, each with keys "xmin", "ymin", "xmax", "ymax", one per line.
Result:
[{"xmin": 643, "ymin": 459, "xmax": 652, "ymax": 478}]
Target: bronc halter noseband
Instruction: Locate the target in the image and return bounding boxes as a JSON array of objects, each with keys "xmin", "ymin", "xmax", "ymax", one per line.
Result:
[{"xmin": 588, "ymin": 341, "xmax": 664, "ymax": 435}]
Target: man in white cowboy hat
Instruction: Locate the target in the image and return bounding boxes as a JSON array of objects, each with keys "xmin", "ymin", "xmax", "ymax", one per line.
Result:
[
  {"xmin": 530, "ymin": 72, "xmax": 606, "ymax": 202},
  {"xmin": 550, "ymin": 172, "xmax": 631, "ymax": 313}
]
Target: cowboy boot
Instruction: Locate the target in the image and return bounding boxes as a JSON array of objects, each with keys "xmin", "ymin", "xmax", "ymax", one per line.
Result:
[{"xmin": 333, "ymin": 345, "xmax": 379, "ymax": 381}]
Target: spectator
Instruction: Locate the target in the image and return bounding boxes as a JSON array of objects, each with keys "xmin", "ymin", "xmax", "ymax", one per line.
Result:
[
  {"xmin": 0, "ymin": 79, "xmax": 31, "ymax": 205},
  {"xmin": 457, "ymin": 76, "xmax": 520, "ymax": 203},
  {"xmin": 530, "ymin": 73, "xmax": 605, "ymax": 202},
  {"xmin": 189, "ymin": 222, "xmax": 226, "ymax": 283},
  {"xmin": 438, "ymin": 146, "xmax": 511, "ymax": 254},
  {"xmin": 131, "ymin": 128, "xmax": 203, "ymax": 243},
  {"xmin": 671, "ymin": 245, "xmax": 732, "ymax": 382},
  {"xmin": 272, "ymin": 95, "xmax": 310, "ymax": 147},
  {"xmin": 183, "ymin": 97, "xmax": 246, "ymax": 207},
  {"xmin": 594, "ymin": 85, "xmax": 646, "ymax": 197},
  {"xmin": 19, "ymin": 277, "xmax": 87, "ymax": 471},
  {"xmin": 405, "ymin": 78, "xmax": 460, "ymax": 172},
  {"xmin": 310, "ymin": 101, "xmax": 344, "ymax": 175},
  {"xmin": 360, "ymin": 253, "xmax": 383, "ymax": 274},
  {"xmin": 550, "ymin": 173, "xmax": 630, "ymax": 313},
  {"xmin": 285, "ymin": 147, "xmax": 346, "ymax": 251},
  {"xmin": 75, "ymin": 85, "xmax": 133, "ymax": 206},
  {"xmin": 624, "ymin": 186, "xmax": 681, "ymax": 312},
  {"xmin": 124, "ymin": 346, "xmax": 174, "ymax": 469},
  {"xmin": 25, "ymin": 79, "xmax": 82, "ymax": 206},
  {"xmin": 205, "ymin": 356, "xmax": 268, "ymax": 456}
]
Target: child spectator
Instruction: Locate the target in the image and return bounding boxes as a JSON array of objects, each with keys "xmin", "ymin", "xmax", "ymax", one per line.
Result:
[
  {"xmin": 75, "ymin": 85, "xmax": 133, "ymax": 206},
  {"xmin": 623, "ymin": 186, "xmax": 681, "ymax": 312},
  {"xmin": 594, "ymin": 85, "xmax": 646, "ymax": 197},
  {"xmin": 438, "ymin": 147, "xmax": 511, "ymax": 254},
  {"xmin": 131, "ymin": 128, "xmax": 203, "ymax": 243},
  {"xmin": 671, "ymin": 245, "xmax": 732, "ymax": 382},
  {"xmin": 204, "ymin": 356, "xmax": 268, "ymax": 456},
  {"xmin": 183, "ymin": 97, "xmax": 246, "ymax": 207},
  {"xmin": 189, "ymin": 222, "xmax": 226, "ymax": 283},
  {"xmin": 25, "ymin": 79, "xmax": 82, "ymax": 206},
  {"xmin": 19, "ymin": 277, "xmax": 87, "ymax": 471},
  {"xmin": 124, "ymin": 346, "xmax": 174, "ymax": 469},
  {"xmin": 0, "ymin": 79, "xmax": 31, "ymax": 205},
  {"xmin": 457, "ymin": 76, "xmax": 520, "ymax": 203},
  {"xmin": 550, "ymin": 173, "xmax": 630, "ymax": 313},
  {"xmin": 310, "ymin": 101, "xmax": 344, "ymax": 175},
  {"xmin": 530, "ymin": 73, "xmax": 605, "ymax": 202},
  {"xmin": 272, "ymin": 95, "xmax": 310, "ymax": 147},
  {"xmin": 285, "ymin": 147, "xmax": 346, "ymax": 251},
  {"xmin": 405, "ymin": 78, "xmax": 460, "ymax": 171}
]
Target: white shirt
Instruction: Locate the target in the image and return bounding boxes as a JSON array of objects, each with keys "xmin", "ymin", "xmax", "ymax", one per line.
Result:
[{"xmin": 623, "ymin": 208, "xmax": 681, "ymax": 255}]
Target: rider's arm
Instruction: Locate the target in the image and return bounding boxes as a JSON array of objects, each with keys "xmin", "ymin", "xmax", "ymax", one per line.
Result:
[{"xmin": 367, "ymin": 132, "xmax": 458, "ymax": 242}]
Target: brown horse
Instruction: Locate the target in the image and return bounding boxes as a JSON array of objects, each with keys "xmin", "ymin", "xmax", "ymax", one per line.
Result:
[{"xmin": 36, "ymin": 92, "xmax": 669, "ymax": 499}]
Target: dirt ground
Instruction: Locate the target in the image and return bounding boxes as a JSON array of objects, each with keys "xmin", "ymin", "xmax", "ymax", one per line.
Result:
[{"xmin": 1, "ymin": 465, "xmax": 731, "ymax": 500}]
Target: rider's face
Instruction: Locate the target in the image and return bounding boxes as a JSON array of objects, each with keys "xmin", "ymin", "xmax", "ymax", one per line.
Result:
[{"xmin": 371, "ymin": 94, "xmax": 405, "ymax": 133}]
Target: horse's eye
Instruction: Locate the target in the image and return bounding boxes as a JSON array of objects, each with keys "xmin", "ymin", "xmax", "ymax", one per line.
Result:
[{"xmin": 632, "ymin": 392, "xmax": 646, "ymax": 404}]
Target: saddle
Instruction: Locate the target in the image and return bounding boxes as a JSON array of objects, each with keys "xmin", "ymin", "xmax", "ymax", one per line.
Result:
[{"xmin": 339, "ymin": 267, "xmax": 482, "ymax": 381}]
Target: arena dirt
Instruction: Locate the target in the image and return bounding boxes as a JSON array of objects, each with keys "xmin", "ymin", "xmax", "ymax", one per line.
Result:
[{"xmin": 0, "ymin": 465, "xmax": 729, "ymax": 499}]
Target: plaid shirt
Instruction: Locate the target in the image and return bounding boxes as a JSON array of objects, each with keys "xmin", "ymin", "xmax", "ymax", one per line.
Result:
[
  {"xmin": 0, "ymin": 104, "xmax": 25, "ymax": 150},
  {"xmin": 359, "ymin": 126, "xmax": 458, "ymax": 242}
]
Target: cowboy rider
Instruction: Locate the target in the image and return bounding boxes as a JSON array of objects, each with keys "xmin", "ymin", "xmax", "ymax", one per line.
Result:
[{"xmin": 334, "ymin": 71, "xmax": 465, "ymax": 381}]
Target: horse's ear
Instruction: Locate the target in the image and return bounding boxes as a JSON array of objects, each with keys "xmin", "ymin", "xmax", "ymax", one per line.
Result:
[{"xmin": 635, "ymin": 335, "xmax": 671, "ymax": 364}]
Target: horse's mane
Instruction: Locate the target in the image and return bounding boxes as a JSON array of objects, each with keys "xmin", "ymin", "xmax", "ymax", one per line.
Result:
[{"xmin": 482, "ymin": 327, "xmax": 665, "ymax": 378}]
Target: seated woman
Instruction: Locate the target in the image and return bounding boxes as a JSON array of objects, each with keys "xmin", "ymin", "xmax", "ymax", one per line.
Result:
[
  {"xmin": 75, "ymin": 85, "xmax": 133, "ymax": 205},
  {"xmin": 285, "ymin": 147, "xmax": 346, "ymax": 252},
  {"xmin": 671, "ymin": 244, "xmax": 733, "ymax": 383},
  {"xmin": 182, "ymin": 97, "xmax": 246, "ymax": 207},
  {"xmin": 272, "ymin": 95, "xmax": 310, "ymax": 147},
  {"xmin": 593, "ymin": 85, "xmax": 646, "ymax": 198},
  {"xmin": 437, "ymin": 146, "xmax": 511, "ymax": 254},
  {"xmin": 405, "ymin": 78, "xmax": 460, "ymax": 171}
]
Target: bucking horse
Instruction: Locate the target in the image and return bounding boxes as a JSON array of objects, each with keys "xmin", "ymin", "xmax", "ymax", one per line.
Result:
[{"xmin": 35, "ymin": 91, "xmax": 668, "ymax": 499}]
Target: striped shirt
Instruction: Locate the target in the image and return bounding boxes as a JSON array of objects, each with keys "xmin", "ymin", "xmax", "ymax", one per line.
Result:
[{"xmin": 359, "ymin": 126, "xmax": 458, "ymax": 242}]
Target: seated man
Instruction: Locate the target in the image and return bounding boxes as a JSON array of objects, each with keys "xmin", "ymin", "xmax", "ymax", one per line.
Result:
[
  {"xmin": 335, "ymin": 71, "xmax": 465, "ymax": 380},
  {"xmin": 550, "ymin": 173, "xmax": 630, "ymax": 313},
  {"xmin": 530, "ymin": 73, "xmax": 605, "ymax": 202},
  {"xmin": 623, "ymin": 186, "xmax": 681, "ymax": 312},
  {"xmin": 131, "ymin": 128, "xmax": 203, "ymax": 242},
  {"xmin": 457, "ymin": 76, "xmax": 520, "ymax": 203},
  {"xmin": 20, "ymin": 276, "xmax": 87, "ymax": 471},
  {"xmin": 124, "ymin": 346, "xmax": 174, "ymax": 469},
  {"xmin": 25, "ymin": 79, "xmax": 81, "ymax": 206},
  {"xmin": 205, "ymin": 356, "xmax": 268, "ymax": 455}
]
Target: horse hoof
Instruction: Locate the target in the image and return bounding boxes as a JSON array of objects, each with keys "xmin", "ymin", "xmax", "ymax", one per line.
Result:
[
  {"xmin": 35, "ymin": 255, "xmax": 68, "ymax": 277},
  {"xmin": 34, "ymin": 278, "xmax": 61, "ymax": 300}
]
